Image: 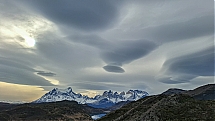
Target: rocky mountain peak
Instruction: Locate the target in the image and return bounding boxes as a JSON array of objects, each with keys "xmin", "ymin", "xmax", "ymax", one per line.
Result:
[{"xmin": 33, "ymin": 87, "xmax": 149, "ymax": 108}]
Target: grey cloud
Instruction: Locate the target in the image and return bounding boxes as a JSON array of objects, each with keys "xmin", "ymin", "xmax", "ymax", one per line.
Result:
[
  {"xmin": 144, "ymin": 15, "xmax": 214, "ymax": 43},
  {"xmin": 71, "ymin": 71, "xmax": 154, "ymax": 92},
  {"xmin": 101, "ymin": 40, "xmax": 158, "ymax": 70},
  {"xmin": 71, "ymin": 37, "xmax": 158, "ymax": 73},
  {"xmin": 158, "ymin": 75, "xmax": 195, "ymax": 84},
  {"xmin": 19, "ymin": 0, "xmax": 122, "ymax": 31},
  {"xmin": 159, "ymin": 79, "xmax": 188, "ymax": 84},
  {"xmin": 36, "ymin": 38, "xmax": 74, "ymax": 66},
  {"xmin": 114, "ymin": 14, "xmax": 213, "ymax": 44},
  {"xmin": 69, "ymin": 34, "xmax": 112, "ymax": 50},
  {"xmin": 0, "ymin": 57, "xmax": 53, "ymax": 86},
  {"xmin": 0, "ymin": 64, "xmax": 53, "ymax": 86},
  {"xmin": 165, "ymin": 47, "xmax": 214, "ymax": 76},
  {"xmin": 159, "ymin": 47, "xmax": 214, "ymax": 84},
  {"xmin": 36, "ymin": 71, "xmax": 56, "ymax": 77},
  {"xmin": 103, "ymin": 1, "xmax": 213, "ymax": 44},
  {"xmin": 0, "ymin": 57, "xmax": 34, "ymax": 72},
  {"xmin": 75, "ymin": 70, "xmax": 154, "ymax": 84},
  {"xmin": 103, "ymin": 65, "xmax": 125, "ymax": 73},
  {"xmin": 36, "ymin": 35, "xmax": 102, "ymax": 70},
  {"xmin": 129, "ymin": 83, "xmax": 149, "ymax": 91},
  {"xmin": 73, "ymin": 83, "xmax": 110, "ymax": 90},
  {"xmin": 0, "ymin": 0, "xmax": 214, "ymax": 98},
  {"xmin": 72, "ymin": 82, "xmax": 126, "ymax": 91}
]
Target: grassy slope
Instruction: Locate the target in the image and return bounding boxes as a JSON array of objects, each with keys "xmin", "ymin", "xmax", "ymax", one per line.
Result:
[
  {"xmin": 0, "ymin": 100, "xmax": 104, "ymax": 121},
  {"xmin": 98, "ymin": 94, "xmax": 215, "ymax": 121}
]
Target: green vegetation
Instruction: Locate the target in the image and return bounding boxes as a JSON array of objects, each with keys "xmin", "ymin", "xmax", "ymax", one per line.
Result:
[
  {"xmin": 98, "ymin": 94, "xmax": 215, "ymax": 121},
  {"xmin": 0, "ymin": 100, "xmax": 104, "ymax": 121}
]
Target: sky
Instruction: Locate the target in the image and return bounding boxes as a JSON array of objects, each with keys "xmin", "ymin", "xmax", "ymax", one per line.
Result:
[{"xmin": 0, "ymin": 0, "xmax": 214, "ymax": 102}]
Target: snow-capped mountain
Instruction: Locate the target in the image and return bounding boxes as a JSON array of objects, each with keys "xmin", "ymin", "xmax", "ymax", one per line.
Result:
[{"xmin": 33, "ymin": 87, "xmax": 149, "ymax": 108}]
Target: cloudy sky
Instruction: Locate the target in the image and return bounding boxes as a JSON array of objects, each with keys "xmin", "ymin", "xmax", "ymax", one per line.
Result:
[{"xmin": 0, "ymin": 0, "xmax": 214, "ymax": 102}]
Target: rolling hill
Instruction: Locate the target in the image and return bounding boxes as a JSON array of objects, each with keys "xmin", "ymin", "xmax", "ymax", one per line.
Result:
[
  {"xmin": 98, "ymin": 84, "xmax": 215, "ymax": 121},
  {"xmin": 0, "ymin": 100, "xmax": 104, "ymax": 121}
]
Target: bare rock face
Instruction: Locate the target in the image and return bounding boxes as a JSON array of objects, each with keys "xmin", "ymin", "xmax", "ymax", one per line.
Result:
[{"xmin": 33, "ymin": 87, "xmax": 149, "ymax": 109}]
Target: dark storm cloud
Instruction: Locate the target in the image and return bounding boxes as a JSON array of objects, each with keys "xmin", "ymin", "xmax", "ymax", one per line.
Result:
[
  {"xmin": 103, "ymin": 65, "xmax": 125, "ymax": 73},
  {"xmin": 19, "ymin": 0, "xmax": 122, "ymax": 31},
  {"xmin": 159, "ymin": 47, "xmax": 214, "ymax": 84},
  {"xmin": 36, "ymin": 71, "xmax": 56, "ymax": 77}
]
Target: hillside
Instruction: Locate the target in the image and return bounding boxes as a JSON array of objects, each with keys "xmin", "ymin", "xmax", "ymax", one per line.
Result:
[
  {"xmin": 163, "ymin": 84, "xmax": 215, "ymax": 100},
  {"xmin": 185, "ymin": 84, "xmax": 215, "ymax": 100},
  {"xmin": 0, "ymin": 100, "xmax": 104, "ymax": 121},
  {"xmin": 98, "ymin": 94, "xmax": 215, "ymax": 121},
  {"xmin": 0, "ymin": 102, "xmax": 17, "ymax": 112}
]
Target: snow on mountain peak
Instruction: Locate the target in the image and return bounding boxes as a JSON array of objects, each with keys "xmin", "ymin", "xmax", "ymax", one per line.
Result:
[
  {"xmin": 33, "ymin": 87, "xmax": 149, "ymax": 108},
  {"xmin": 67, "ymin": 87, "xmax": 73, "ymax": 92}
]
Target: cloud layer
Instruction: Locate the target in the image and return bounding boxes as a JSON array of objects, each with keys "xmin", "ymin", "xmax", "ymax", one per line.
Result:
[
  {"xmin": 0, "ymin": 0, "xmax": 214, "ymax": 101},
  {"xmin": 159, "ymin": 46, "xmax": 214, "ymax": 84},
  {"xmin": 19, "ymin": 0, "xmax": 123, "ymax": 31}
]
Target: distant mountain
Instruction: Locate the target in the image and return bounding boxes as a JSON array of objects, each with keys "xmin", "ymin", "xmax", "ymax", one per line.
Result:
[
  {"xmin": 98, "ymin": 84, "xmax": 215, "ymax": 121},
  {"xmin": 88, "ymin": 90, "xmax": 149, "ymax": 108},
  {"xmin": 0, "ymin": 100, "xmax": 26, "ymax": 104},
  {"xmin": 162, "ymin": 84, "xmax": 215, "ymax": 100},
  {"xmin": 33, "ymin": 87, "xmax": 149, "ymax": 109},
  {"xmin": 0, "ymin": 100, "xmax": 104, "ymax": 121}
]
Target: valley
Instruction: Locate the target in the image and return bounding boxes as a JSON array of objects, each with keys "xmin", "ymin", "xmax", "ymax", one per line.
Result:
[{"xmin": 0, "ymin": 84, "xmax": 214, "ymax": 121}]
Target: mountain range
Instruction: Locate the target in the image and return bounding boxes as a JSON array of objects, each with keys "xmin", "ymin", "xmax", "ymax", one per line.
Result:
[
  {"xmin": 98, "ymin": 84, "xmax": 215, "ymax": 121},
  {"xmin": 0, "ymin": 84, "xmax": 214, "ymax": 120},
  {"xmin": 33, "ymin": 87, "xmax": 149, "ymax": 108}
]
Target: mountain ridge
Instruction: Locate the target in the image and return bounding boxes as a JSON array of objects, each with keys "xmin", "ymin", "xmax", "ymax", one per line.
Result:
[
  {"xmin": 0, "ymin": 100, "xmax": 105, "ymax": 121},
  {"xmin": 162, "ymin": 84, "xmax": 215, "ymax": 100},
  {"xmin": 33, "ymin": 87, "xmax": 149, "ymax": 108},
  {"xmin": 98, "ymin": 84, "xmax": 215, "ymax": 121}
]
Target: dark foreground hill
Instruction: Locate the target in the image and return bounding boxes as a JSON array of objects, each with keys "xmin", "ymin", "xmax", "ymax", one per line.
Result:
[
  {"xmin": 0, "ymin": 102, "xmax": 17, "ymax": 112},
  {"xmin": 184, "ymin": 84, "xmax": 215, "ymax": 100},
  {"xmin": 163, "ymin": 84, "xmax": 215, "ymax": 100},
  {"xmin": 0, "ymin": 100, "xmax": 104, "ymax": 121},
  {"xmin": 98, "ymin": 94, "xmax": 215, "ymax": 121},
  {"xmin": 98, "ymin": 84, "xmax": 215, "ymax": 121}
]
